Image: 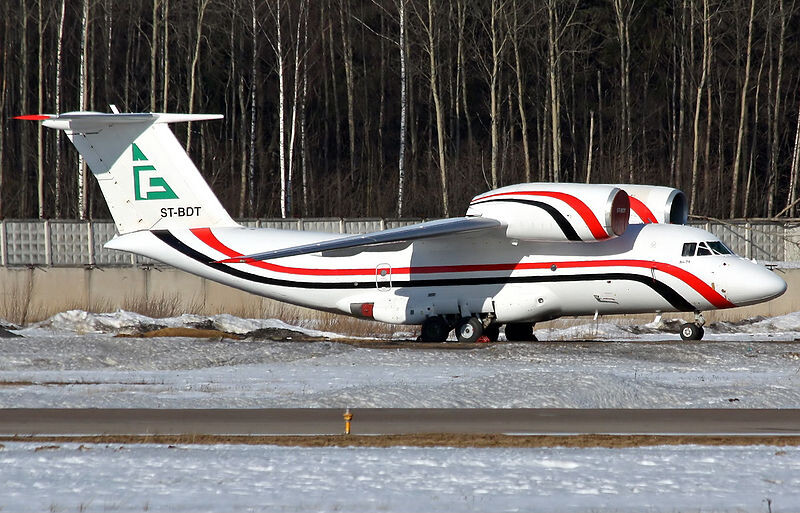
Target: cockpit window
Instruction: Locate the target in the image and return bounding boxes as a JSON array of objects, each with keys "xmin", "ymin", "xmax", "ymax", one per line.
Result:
[
  {"xmin": 682, "ymin": 240, "xmax": 734, "ymax": 257},
  {"xmin": 696, "ymin": 242, "xmax": 712, "ymax": 256},
  {"xmin": 707, "ymin": 240, "xmax": 733, "ymax": 255}
]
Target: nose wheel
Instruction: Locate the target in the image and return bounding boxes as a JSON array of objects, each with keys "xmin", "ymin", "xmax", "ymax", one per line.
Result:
[
  {"xmin": 679, "ymin": 323, "xmax": 704, "ymax": 340},
  {"xmin": 680, "ymin": 311, "xmax": 706, "ymax": 341}
]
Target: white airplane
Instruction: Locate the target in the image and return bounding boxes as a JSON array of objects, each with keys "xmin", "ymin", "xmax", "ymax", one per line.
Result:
[{"xmin": 17, "ymin": 110, "xmax": 787, "ymax": 342}]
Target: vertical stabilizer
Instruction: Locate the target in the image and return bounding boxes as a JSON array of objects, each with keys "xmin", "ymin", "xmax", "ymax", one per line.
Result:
[{"xmin": 31, "ymin": 112, "xmax": 238, "ymax": 234}]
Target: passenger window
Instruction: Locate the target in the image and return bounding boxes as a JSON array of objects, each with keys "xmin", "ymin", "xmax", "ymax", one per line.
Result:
[
  {"xmin": 681, "ymin": 242, "xmax": 696, "ymax": 257},
  {"xmin": 707, "ymin": 241, "xmax": 732, "ymax": 255},
  {"xmin": 696, "ymin": 242, "xmax": 712, "ymax": 256}
]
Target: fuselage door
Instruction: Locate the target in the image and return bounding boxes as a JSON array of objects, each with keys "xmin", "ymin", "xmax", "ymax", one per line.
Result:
[{"xmin": 376, "ymin": 263, "xmax": 392, "ymax": 290}]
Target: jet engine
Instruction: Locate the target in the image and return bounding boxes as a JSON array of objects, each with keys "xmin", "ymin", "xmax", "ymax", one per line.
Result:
[
  {"xmin": 465, "ymin": 183, "xmax": 629, "ymax": 242},
  {"xmin": 615, "ymin": 184, "xmax": 687, "ymax": 224}
]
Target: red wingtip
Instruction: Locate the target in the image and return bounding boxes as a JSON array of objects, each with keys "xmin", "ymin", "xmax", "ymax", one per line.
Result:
[{"xmin": 14, "ymin": 114, "xmax": 53, "ymax": 121}]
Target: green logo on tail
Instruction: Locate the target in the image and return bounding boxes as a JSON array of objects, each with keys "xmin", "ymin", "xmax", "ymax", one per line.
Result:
[{"xmin": 132, "ymin": 143, "xmax": 178, "ymax": 200}]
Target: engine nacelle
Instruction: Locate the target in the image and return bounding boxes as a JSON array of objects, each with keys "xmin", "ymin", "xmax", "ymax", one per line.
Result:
[
  {"xmin": 615, "ymin": 184, "xmax": 687, "ymax": 224},
  {"xmin": 466, "ymin": 183, "xmax": 629, "ymax": 242}
]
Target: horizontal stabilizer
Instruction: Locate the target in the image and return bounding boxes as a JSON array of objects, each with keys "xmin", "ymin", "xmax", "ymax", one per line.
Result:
[{"xmin": 218, "ymin": 216, "xmax": 503, "ymax": 263}]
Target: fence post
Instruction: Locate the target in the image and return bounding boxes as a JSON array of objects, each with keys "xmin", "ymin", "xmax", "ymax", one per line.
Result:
[
  {"xmin": 44, "ymin": 220, "xmax": 52, "ymax": 267},
  {"xmin": 87, "ymin": 221, "xmax": 95, "ymax": 266},
  {"xmin": 0, "ymin": 220, "xmax": 6, "ymax": 267},
  {"xmin": 745, "ymin": 222, "xmax": 752, "ymax": 260}
]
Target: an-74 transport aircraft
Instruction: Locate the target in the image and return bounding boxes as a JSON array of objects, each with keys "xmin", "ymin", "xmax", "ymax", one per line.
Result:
[{"xmin": 17, "ymin": 111, "xmax": 787, "ymax": 342}]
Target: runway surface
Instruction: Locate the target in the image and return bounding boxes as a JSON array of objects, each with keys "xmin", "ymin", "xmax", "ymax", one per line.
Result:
[{"xmin": 2, "ymin": 408, "xmax": 799, "ymax": 436}]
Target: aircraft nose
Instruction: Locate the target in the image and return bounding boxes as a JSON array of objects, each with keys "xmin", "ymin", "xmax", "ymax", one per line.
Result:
[{"xmin": 727, "ymin": 262, "xmax": 787, "ymax": 306}]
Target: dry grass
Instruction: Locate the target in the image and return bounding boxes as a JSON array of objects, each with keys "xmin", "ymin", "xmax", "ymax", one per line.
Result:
[{"xmin": 0, "ymin": 278, "xmax": 407, "ymax": 338}]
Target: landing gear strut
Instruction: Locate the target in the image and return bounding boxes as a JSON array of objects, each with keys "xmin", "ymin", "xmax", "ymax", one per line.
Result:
[{"xmin": 679, "ymin": 311, "xmax": 706, "ymax": 341}]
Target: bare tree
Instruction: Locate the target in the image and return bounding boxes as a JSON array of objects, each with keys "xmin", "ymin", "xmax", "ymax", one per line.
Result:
[
  {"xmin": 730, "ymin": 0, "xmax": 756, "ymax": 217},
  {"xmin": 612, "ymin": 0, "xmax": 634, "ymax": 182},
  {"xmin": 186, "ymin": 0, "xmax": 210, "ymax": 152},
  {"xmin": 338, "ymin": 0, "xmax": 357, "ymax": 186},
  {"xmin": 508, "ymin": 0, "xmax": 532, "ymax": 183},
  {"xmin": 162, "ymin": 0, "xmax": 169, "ymax": 111},
  {"xmin": 411, "ymin": 0, "xmax": 449, "ymax": 215},
  {"xmin": 78, "ymin": 0, "xmax": 90, "ymax": 219},
  {"xmin": 150, "ymin": 0, "xmax": 159, "ymax": 112},
  {"xmin": 689, "ymin": 0, "xmax": 710, "ymax": 214},
  {"xmin": 397, "ymin": 0, "xmax": 408, "ymax": 216},
  {"xmin": 36, "ymin": 0, "xmax": 45, "ymax": 218}
]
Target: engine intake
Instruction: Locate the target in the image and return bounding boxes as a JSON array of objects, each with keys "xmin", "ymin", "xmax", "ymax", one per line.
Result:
[{"xmin": 615, "ymin": 184, "xmax": 687, "ymax": 224}]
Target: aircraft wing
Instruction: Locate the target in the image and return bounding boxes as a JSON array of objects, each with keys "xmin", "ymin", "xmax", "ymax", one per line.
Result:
[{"xmin": 217, "ymin": 216, "xmax": 503, "ymax": 263}]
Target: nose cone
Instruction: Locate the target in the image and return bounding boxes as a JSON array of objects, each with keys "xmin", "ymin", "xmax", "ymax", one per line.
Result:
[{"xmin": 728, "ymin": 262, "xmax": 787, "ymax": 306}]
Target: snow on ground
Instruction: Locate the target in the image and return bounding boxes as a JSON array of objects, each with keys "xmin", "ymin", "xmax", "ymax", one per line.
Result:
[
  {"xmin": 3, "ymin": 310, "xmax": 800, "ymax": 512},
  {"xmin": 0, "ymin": 310, "xmax": 799, "ymax": 408},
  {"xmin": 1, "ymin": 442, "xmax": 798, "ymax": 513}
]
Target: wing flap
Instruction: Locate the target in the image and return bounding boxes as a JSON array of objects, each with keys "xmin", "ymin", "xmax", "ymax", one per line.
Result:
[{"xmin": 217, "ymin": 216, "xmax": 503, "ymax": 263}]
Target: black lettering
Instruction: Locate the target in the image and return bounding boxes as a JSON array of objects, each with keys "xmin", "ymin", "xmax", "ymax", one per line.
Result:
[{"xmin": 159, "ymin": 206, "xmax": 202, "ymax": 217}]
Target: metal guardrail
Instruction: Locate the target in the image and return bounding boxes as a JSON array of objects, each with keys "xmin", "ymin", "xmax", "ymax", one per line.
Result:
[{"xmin": 0, "ymin": 218, "xmax": 794, "ymax": 267}]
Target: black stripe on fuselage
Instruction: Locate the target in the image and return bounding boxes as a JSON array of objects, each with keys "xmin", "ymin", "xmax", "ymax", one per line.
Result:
[
  {"xmin": 470, "ymin": 198, "xmax": 582, "ymax": 241},
  {"xmin": 152, "ymin": 230, "xmax": 696, "ymax": 312}
]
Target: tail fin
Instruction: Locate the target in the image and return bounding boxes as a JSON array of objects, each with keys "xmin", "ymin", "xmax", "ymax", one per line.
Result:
[{"xmin": 21, "ymin": 111, "xmax": 237, "ymax": 234}]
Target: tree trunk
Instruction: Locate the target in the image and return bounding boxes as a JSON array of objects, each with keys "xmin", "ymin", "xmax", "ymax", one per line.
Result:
[
  {"xmin": 730, "ymin": 0, "xmax": 755, "ymax": 218},
  {"xmin": 547, "ymin": 0, "xmax": 561, "ymax": 182},
  {"xmin": 426, "ymin": 0, "xmax": 449, "ymax": 215},
  {"xmin": 338, "ymin": 0, "xmax": 357, "ymax": 189},
  {"xmin": 786, "ymin": 100, "xmax": 800, "ymax": 217},
  {"xmin": 300, "ymin": 0, "xmax": 309, "ymax": 215},
  {"xmin": 36, "ymin": 0, "xmax": 44, "ymax": 218},
  {"xmin": 689, "ymin": 0, "xmax": 709, "ymax": 214},
  {"xmin": 489, "ymin": 0, "xmax": 504, "ymax": 189},
  {"xmin": 768, "ymin": 0, "xmax": 785, "ymax": 216},
  {"xmin": 586, "ymin": 110, "xmax": 595, "ymax": 183},
  {"xmin": 20, "ymin": 0, "xmax": 29, "ymax": 215},
  {"xmin": 78, "ymin": 0, "xmax": 90, "ymax": 219},
  {"xmin": 286, "ymin": 0, "xmax": 307, "ymax": 218},
  {"xmin": 612, "ymin": 0, "xmax": 633, "ymax": 182},
  {"xmin": 150, "ymin": 0, "xmax": 159, "ymax": 112},
  {"xmin": 162, "ymin": 0, "xmax": 169, "ymax": 111},
  {"xmin": 186, "ymin": 0, "xmax": 209, "ymax": 153},
  {"xmin": 54, "ymin": 0, "xmax": 66, "ymax": 218},
  {"xmin": 397, "ymin": 0, "xmax": 407, "ymax": 217},
  {"xmin": 276, "ymin": 0, "xmax": 287, "ymax": 217},
  {"xmin": 0, "ymin": 5, "xmax": 8, "ymax": 218},
  {"xmin": 510, "ymin": 0, "xmax": 531, "ymax": 183}
]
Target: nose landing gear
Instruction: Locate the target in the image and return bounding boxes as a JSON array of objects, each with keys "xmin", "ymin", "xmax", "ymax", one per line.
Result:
[{"xmin": 679, "ymin": 311, "xmax": 706, "ymax": 341}]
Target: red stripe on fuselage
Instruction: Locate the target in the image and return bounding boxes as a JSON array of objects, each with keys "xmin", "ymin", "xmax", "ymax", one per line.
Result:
[
  {"xmin": 629, "ymin": 197, "xmax": 659, "ymax": 224},
  {"xmin": 188, "ymin": 228, "xmax": 733, "ymax": 309},
  {"xmin": 471, "ymin": 190, "xmax": 609, "ymax": 240}
]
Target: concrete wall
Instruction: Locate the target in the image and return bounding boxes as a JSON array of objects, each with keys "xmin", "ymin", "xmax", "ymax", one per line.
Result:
[{"xmin": 0, "ymin": 266, "xmax": 797, "ymax": 325}]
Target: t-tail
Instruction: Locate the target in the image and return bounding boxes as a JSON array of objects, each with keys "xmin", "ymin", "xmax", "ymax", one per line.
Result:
[{"xmin": 15, "ymin": 110, "xmax": 237, "ymax": 234}]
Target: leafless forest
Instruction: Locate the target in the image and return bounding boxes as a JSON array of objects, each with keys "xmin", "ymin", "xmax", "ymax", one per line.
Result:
[{"xmin": 1, "ymin": 0, "xmax": 800, "ymax": 220}]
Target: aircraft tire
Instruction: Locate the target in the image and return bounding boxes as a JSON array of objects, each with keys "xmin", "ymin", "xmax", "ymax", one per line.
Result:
[
  {"xmin": 679, "ymin": 323, "xmax": 704, "ymax": 341},
  {"xmin": 455, "ymin": 317, "xmax": 483, "ymax": 343},
  {"xmin": 504, "ymin": 322, "xmax": 537, "ymax": 342},
  {"xmin": 483, "ymin": 323, "xmax": 501, "ymax": 342},
  {"xmin": 420, "ymin": 316, "xmax": 450, "ymax": 342}
]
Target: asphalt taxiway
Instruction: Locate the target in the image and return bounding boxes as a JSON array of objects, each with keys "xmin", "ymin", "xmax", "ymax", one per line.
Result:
[{"xmin": 1, "ymin": 408, "xmax": 799, "ymax": 436}]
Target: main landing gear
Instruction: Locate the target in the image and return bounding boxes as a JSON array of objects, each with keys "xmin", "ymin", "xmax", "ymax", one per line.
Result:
[
  {"xmin": 419, "ymin": 316, "xmax": 537, "ymax": 343},
  {"xmin": 679, "ymin": 311, "xmax": 706, "ymax": 341},
  {"xmin": 420, "ymin": 315, "xmax": 496, "ymax": 343}
]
